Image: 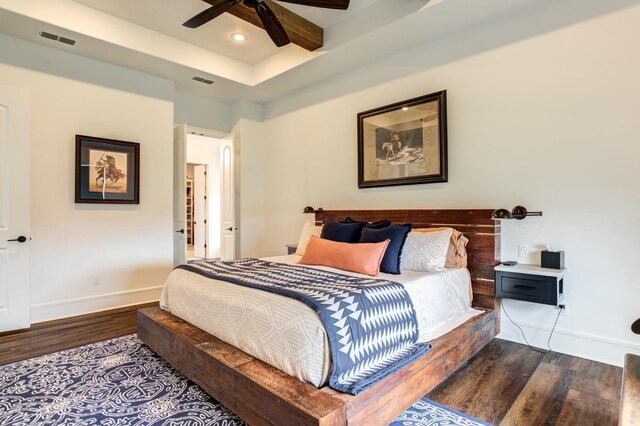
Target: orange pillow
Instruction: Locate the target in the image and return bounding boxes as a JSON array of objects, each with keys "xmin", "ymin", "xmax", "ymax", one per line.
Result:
[
  {"xmin": 298, "ymin": 236, "xmax": 390, "ymax": 276},
  {"xmin": 413, "ymin": 227, "xmax": 468, "ymax": 268}
]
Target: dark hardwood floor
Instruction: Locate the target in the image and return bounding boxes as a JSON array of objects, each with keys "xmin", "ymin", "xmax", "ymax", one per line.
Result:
[
  {"xmin": 0, "ymin": 302, "xmax": 157, "ymax": 365},
  {"xmin": 0, "ymin": 304, "xmax": 622, "ymax": 425},
  {"xmin": 428, "ymin": 339, "xmax": 622, "ymax": 425}
]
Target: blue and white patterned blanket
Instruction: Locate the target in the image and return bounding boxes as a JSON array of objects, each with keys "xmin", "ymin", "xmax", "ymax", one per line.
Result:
[{"xmin": 176, "ymin": 259, "xmax": 432, "ymax": 395}]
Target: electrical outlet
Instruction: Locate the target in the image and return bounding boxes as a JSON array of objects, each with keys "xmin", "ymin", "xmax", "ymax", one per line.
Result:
[
  {"xmin": 518, "ymin": 244, "xmax": 528, "ymax": 257},
  {"xmin": 558, "ymin": 304, "xmax": 569, "ymax": 316},
  {"xmin": 92, "ymin": 275, "xmax": 99, "ymax": 286}
]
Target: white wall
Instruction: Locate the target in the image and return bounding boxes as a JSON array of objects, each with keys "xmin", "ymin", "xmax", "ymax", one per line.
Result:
[
  {"xmin": 0, "ymin": 33, "xmax": 175, "ymax": 322},
  {"xmin": 174, "ymin": 91, "xmax": 230, "ymax": 133},
  {"xmin": 187, "ymin": 134, "xmax": 222, "ymax": 258},
  {"xmin": 255, "ymin": 1, "xmax": 640, "ymax": 365},
  {"xmin": 230, "ymin": 100, "xmax": 265, "ymax": 258}
]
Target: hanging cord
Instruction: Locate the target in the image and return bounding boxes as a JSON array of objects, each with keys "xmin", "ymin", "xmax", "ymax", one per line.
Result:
[{"xmin": 500, "ymin": 298, "xmax": 562, "ymax": 354}]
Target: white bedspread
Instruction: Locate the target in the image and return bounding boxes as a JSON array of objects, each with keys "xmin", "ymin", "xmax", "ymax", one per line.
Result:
[{"xmin": 160, "ymin": 255, "xmax": 482, "ymax": 387}]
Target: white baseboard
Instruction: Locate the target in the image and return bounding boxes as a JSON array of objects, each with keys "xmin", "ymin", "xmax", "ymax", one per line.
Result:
[
  {"xmin": 31, "ymin": 286, "xmax": 163, "ymax": 324},
  {"xmin": 498, "ymin": 318, "xmax": 640, "ymax": 367}
]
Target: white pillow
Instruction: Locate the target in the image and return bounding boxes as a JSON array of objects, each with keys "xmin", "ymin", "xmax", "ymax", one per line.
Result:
[
  {"xmin": 295, "ymin": 221, "xmax": 323, "ymax": 256},
  {"xmin": 400, "ymin": 228, "xmax": 453, "ymax": 272}
]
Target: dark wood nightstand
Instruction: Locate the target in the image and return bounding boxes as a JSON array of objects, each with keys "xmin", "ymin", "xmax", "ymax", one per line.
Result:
[{"xmin": 495, "ymin": 263, "xmax": 567, "ymax": 306}]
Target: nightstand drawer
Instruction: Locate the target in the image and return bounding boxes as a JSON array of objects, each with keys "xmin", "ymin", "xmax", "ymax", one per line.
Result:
[
  {"xmin": 501, "ymin": 276, "xmax": 551, "ymax": 297},
  {"xmin": 496, "ymin": 271, "xmax": 561, "ymax": 305}
]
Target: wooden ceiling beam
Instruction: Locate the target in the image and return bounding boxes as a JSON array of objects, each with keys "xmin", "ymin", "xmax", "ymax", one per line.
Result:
[{"xmin": 202, "ymin": 0, "xmax": 324, "ymax": 51}]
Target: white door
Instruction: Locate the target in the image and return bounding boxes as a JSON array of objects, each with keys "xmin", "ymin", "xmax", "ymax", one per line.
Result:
[
  {"xmin": 173, "ymin": 124, "xmax": 187, "ymax": 266},
  {"xmin": 0, "ymin": 84, "xmax": 30, "ymax": 332},
  {"xmin": 193, "ymin": 165, "xmax": 207, "ymax": 258},
  {"xmin": 220, "ymin": 138, "xmax": 235, "ymax": 261}
]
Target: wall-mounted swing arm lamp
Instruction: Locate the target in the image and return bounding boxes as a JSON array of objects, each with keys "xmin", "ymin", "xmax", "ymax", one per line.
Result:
[
  {"xmin": 632, "ymin": 318, "xmax": 640, "ymax": 335},
  {"xmin": 492, "ymin": 205, "xmax": 543, "ymax": 220},
  {"xmin": 302, "ymin": 206, "xmax": 323, "ymax": 214}
]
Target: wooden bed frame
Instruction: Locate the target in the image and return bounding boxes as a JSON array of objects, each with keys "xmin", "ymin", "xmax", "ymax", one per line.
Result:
[{"xmin": 138, "ymin": 209, "xmax": 501, "ymax": 425}]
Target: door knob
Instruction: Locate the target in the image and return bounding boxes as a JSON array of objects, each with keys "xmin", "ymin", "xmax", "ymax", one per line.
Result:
[
  {"xmin": 175, "ymin": 229, "xmax": 184, "ymax": 234},
  {"xmin": 225, "ymin": 227, "xmax": 233, "ymax": 231},
  {"xmin": 7, "ymin": 236, "xmax": 27, "ymax": 243}
]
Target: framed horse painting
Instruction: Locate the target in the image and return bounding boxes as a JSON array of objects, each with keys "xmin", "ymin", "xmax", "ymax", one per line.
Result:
[
  {"xmin": 357, "ymin": 90, "xmax": 448, "ymax": 188},
  {"xmin": 75, "ymin": 135, "xmax": 140, "ymax": 204}
]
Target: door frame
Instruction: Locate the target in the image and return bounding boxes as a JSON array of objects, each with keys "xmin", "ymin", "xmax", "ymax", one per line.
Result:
[
  {"xmin": 175, "ymin": 124, "xmax": 233, "ymax": 263},
  {"xmin": 0, "ymin": 83, "xmax": 31, "ymax": 332},
  {"xmin": 173, "ymin": 124, "xmax": 187, "ymax": 266},
  {"xmin": 220, "ymin": 136, "xmax": 235, "ymax": 261}
]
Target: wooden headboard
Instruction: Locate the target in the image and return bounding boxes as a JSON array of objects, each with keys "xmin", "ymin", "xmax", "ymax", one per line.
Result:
[{"xmin": 315, "ymin": 209, "xmax": 501, "ymax": 314}]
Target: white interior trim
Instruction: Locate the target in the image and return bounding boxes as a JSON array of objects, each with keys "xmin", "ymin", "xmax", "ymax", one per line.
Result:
[
  {"xmin": 498, "ymin": 319, "xmax": 640, "ymax": 367},
  {"xmin": 31, "ymin": 286, "xmax": 163, "ymax": 324}
]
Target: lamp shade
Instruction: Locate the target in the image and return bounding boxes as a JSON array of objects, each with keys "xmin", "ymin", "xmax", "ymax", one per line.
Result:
[
  {"xmin": 492, "ymin": 206, "xmax": 542, "ymax": 220},
  {"xmin": 511, "ymin": 205, "xmax": 528, "ymax": 220},
  {"xmin": 492, "ymin": 208, "xmax": 512, "ymax": 220}
]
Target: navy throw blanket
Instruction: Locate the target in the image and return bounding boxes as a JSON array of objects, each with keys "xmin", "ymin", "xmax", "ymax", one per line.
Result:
[{"xmin": 176, "ymin": 259, "xmax": 432, "ymax": 395}]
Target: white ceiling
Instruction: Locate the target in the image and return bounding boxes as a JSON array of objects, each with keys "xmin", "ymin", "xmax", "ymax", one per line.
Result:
[
  {"xmin": 70, "ymin": 0, "xmax": 378, "ymax": 65},
  {"xmin": 72, "ymin": 0, "xmax": 284, "ymax": 65},
  {"xmin": 0, "ymin": 0, "xmax": 568, "ymax": 104}
]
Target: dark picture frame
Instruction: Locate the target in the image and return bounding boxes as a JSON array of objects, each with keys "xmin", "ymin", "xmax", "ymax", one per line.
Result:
[
  {"xmin": 357, "ymin": 90, "xmax": 448, "ymax": 188},
  {"xmin": 75, "ymin": 135, "xmax": 140, "ymax": 204}
]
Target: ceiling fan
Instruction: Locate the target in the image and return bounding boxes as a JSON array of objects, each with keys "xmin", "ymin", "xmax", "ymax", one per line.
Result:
[{"xmin": 183, "ymin": 0, "xmax": 350, "ymax": 48}]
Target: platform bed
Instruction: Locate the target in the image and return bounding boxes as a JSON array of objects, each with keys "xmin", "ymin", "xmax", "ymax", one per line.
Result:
[{"xmin": 138, "ymin": 209, "xmax": 501, "ymax": 425}]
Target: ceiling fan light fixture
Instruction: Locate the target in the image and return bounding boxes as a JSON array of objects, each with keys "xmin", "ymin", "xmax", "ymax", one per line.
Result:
[
  {"xmin": 183, "ymin": 0, "xmax": 348, "ymax": 49},
  {"xmin": 231, "ymin": 33, "xmax": 246, "ymax": 42}
]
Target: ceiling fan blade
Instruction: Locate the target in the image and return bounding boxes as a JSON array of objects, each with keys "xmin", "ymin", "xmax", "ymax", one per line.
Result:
[
  {"xmin": 277, "ymin": 0, "xmax": 349, "ymax": 10},
  {"xmin": 183, "ymin": 1, "xmax": 239, "ymax": 28},
  {"xmin": 256, "ymin": 2, "xmax": 290, "ymax": 47}
]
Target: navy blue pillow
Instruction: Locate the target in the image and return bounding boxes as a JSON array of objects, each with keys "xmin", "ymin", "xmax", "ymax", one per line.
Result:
[
  {"xmin": 359, "ymin": 223, "xmax": 412, "ymax": 274},
  {"xmin": 320, "ymin": 220, "xmax": 363, "ymax": 243},
  {"xmin": 343, "ymin": 217, "xmax": 392, "ymax": 230}
]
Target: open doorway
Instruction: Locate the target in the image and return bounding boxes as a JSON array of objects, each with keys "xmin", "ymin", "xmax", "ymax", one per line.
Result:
[
  {"xmin": 174, "ymin": 124, "xmax": 234, "ymax": 266},
  {"xmin": 185, "ymin": 134, "xmax": 221, "ymax": 262}
]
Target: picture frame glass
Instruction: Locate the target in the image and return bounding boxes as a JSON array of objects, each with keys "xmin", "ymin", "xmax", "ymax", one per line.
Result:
[
  {"xmin": 75, "ymin": 135, "xmax": 140, "ymax": 204},
  {"xmin": 88, "ymin": 149, "xmax": 130, "ymax": 194},
  {"xmin": 358, "ymin": 91, "xmax": 447, "ymax": 188}
]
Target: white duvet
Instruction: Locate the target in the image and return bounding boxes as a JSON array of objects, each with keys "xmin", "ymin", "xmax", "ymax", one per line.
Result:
[{"xmin": 160, "ymin": 255, "xmax": 482, "ymax": 388}]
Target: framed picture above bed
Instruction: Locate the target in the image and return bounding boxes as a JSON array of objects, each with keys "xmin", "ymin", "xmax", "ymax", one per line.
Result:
[
  {"xmin": 357, "ymin": 90, "xmax": 448, "ymax": 188},
  {"xmin": 75, "ymin": 135, "xmax": 140, "ymax": 204}
]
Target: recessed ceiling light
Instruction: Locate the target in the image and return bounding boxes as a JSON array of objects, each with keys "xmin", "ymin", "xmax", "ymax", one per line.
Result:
[
  {"xmin": 402, "ymin": 107, "xmax": 410, "ymax": 111},
  {"xmin": 231, "ymin": 33, "xmax": 246, "ymax": 42}
]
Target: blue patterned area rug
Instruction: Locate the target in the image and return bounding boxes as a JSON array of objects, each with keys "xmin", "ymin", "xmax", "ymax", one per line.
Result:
[{"xmin": 0, "ymin": 335, "xmax": 492, "ymax": 426}]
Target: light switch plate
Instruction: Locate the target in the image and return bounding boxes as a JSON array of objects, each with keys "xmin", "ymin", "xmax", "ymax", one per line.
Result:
[{"xmin": 518, "ymin": 244, "xmax": 528, "ymax": 257}]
